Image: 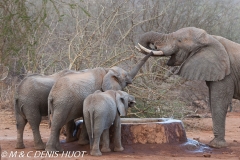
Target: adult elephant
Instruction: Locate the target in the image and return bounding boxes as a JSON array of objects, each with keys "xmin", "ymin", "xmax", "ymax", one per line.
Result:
[
  {"xmin": 45, "ymin": 52, "xmax": 156, "ymax": 151},
  {"xmin": 14, "ymin": 69, "xmax": 77, "ymax": 150},
  {"xmin": 136, "ymin": 27, "xmax": 240, "ymax": 148}
]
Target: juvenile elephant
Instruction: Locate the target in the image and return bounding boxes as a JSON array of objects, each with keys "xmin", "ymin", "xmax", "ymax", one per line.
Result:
[
  {"xmin": 136, "ymin": 27, "xmax": 240, "ymax": 148},
  {"xmin": 45, "ymin": 52, "xmax": 153, "ymax": 151},
  {"xmin": 14, "ymin": 69, "xmax": 76, "ymax": 150},
  {"xmin": 83, "ymin": 90, "xmax": 135, "ymax": 156}
]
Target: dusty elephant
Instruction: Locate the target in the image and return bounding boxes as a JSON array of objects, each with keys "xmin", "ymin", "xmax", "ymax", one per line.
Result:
[
  {"xmin": 45, "ymin": 52, "xmax": 153, "ymax": 152},
  {"xmin": 14, "ymin": 69, "xmax": 77, "ymax": 150},
  {"xmin": 83, "ymin": 90, "xmax": 135, "ymax": 156},
  {"xmin": 136, "ymin": 27, "xmax": 240, "ymax": 148}
]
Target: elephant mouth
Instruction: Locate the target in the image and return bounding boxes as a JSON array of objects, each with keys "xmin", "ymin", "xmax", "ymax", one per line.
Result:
[
  {"xmin": 126, "ymin": 78, "xmax": 132, "ymax": 85},
  {"xmin": 128, "ymin": 101, "xmax": 136, "ymax": 107}
]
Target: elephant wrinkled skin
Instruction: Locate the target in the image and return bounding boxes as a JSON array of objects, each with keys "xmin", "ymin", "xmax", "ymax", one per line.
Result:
[
  {"xmin": 45, "ymin": 52, "xmax": 152, "ymax": 152},
  {"xmin": 14, "ymin": 69, "xmax": 77, "ymax": 150},
  {"xmin": 83, "ymin": 90, "xmax": 135, "ymax": 156},
  {"xmin": 137, "ymin": 27, "xmax": 240, "ymax": 148}
]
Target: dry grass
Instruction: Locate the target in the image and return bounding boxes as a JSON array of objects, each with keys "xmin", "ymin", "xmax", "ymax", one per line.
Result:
[
  {"xmin": 1, "ymin": 0, "xmax": 240, "ymax": 120},
  {"xmin": 0, "ymin": 81, "xmax": 16, "ymax": 125}
]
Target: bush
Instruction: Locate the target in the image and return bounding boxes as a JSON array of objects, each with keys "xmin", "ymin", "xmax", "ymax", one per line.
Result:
[{"xmin": 1, "ymin": 0, "xmax": 240, "ymax": 118}]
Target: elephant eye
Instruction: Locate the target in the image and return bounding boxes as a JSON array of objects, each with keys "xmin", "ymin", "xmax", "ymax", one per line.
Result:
[
  {"xmin": 128, "ymin": 101, "xmax": 135, "ymax": 107},
  {"xmin": 178, "ymin": 39, "xmax": 182, "ymax": 42},
  {"xmin": 122, "ymin": 74, "xmax": 127, "ymax": 78}
]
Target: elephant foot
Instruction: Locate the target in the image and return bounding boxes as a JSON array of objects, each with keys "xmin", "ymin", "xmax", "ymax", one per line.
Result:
[
  {"xmin": 56, "ymin": 143, "xmax": 64, "ymax": 153},
  {"xmin": 114, "ymin": 146, "xmax": 124, "ymax": 152},
  {"xmin": 208, "ymin": 138, "xmax": 228, "ymax": 148},
  {"xmin": 78, "ymin": 138, "xmax": 89, "ymax": 145},
  {"xmin": 101, "ymin": 147, "xmax": 111, "ymax": 152},
  {"xmin": 15, "ymin": 142, "xmax": 25, "ymax": 149},
  {"xmin": 45, "ymin": 147, "xmax": 63, "ymax": 153},
  {"xmin": 90, "ymin": 149, "xmax": 102, "ymax": 156},
  {"xmin": 34, "ymin": 142, "xmax": 46, "ymax": 150},
  {"xmin": 45, "ymin": 145, "xmax": 63, "ymax": 152},
  {"xmin": 66, "ymin": 136, "xmax": 78, "ymax": 143},
  {"xmin": 45, "ymin": 146, "xmax": 57, "ymax": 152}
]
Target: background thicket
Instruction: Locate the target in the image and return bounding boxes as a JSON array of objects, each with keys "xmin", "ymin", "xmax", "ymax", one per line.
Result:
[{"xmin": 1, "ymin": 0, "xmax": 240, "ymax": 118}]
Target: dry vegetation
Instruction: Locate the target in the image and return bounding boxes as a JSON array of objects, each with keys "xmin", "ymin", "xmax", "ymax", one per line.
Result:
[{"xmin": 1, "ymin": 0, "xmax": 240, "ymax": 119}]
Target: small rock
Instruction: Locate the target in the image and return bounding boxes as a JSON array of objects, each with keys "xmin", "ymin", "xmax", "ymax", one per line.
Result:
[
  {"xmin": 186, "ymin": 114, "xmax": 201, "ymax": 118},
  {"xmin": 203, "ymin": 154, "xmax": 211, "ymax": 158},
  {"xmin": 193, "ymin": 137, "xmax": 200, "ymax": 142},
  {"xmin": 186, "ymin": 144, "xmax": 198, "ymax": 150}
]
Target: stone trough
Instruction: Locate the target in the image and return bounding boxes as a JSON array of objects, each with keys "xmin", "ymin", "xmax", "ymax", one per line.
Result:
[
  {"xmin": 118, "ymin": 118, "xmax": 187, "ymax": 144},
  {"xmin": 76, "ymin": 118, "xmax": 187, "ymax": 145}
]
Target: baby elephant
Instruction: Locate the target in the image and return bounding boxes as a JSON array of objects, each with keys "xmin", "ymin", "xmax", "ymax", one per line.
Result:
[{"xmin": 83, "ymin": 90, "xmax": 135, "ymax": 156}]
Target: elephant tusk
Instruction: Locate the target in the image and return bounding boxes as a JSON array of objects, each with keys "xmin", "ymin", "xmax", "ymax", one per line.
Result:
[
  {"xmin": 137, "ymin": 43, "xmax": 164, "ymax": 56},
  {"xmin": 135, "ymin": 46, "xmax": 142, "ymax": 52}
]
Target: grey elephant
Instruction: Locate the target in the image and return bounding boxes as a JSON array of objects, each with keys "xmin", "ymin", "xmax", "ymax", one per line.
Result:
[
  {"xmin": 136, "ymin": 27, "xmax": 240, "ymax": 148},
  {"xmin": 45, "ymin": 52, "xmax": 153, "ymax": 151},
  {"xmin": 83, "ymin": 90, "xmax": 135, "ymax": 156},
  {"xmin": 14, "ymin": 69, "xmax": 77, "ymax": 150}
]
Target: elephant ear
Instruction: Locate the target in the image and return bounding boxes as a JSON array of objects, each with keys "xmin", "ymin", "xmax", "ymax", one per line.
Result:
[
  {"xmin": 176, "ymin": 34, "xmax": 230, "ymax": 81},
  {"xmin": 102, "ymin": 68, "xmax": 122, "ymax": 91},
  {"xmin": 93, "ymin": 90, "xmax": 102, "ymax": 94},
  {"xmin": 116, "ymin": 92, "xmax": 128, "ymax": 116}
]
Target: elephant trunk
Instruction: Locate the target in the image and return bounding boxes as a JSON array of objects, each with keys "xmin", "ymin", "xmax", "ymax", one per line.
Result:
[
  {"xmin": 128, "ymin": 52, "xmax": 153, "ymax": 79},
  {"xmin": 139, "ymin": 31, "xmax": 166, "ymax": 48},
  {"xmin": 137, "ymin": 31, "xmax": 168, "ymax": 56}
]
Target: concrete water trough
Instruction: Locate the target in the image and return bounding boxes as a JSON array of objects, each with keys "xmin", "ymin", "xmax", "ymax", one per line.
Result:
[{"xmin": 76, "ymin": 118, "xmax": 187, "ymax": 145}]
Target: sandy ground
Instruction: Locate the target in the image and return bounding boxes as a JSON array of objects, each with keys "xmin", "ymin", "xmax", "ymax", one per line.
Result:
[{"xmin": 1, "ymin": 110, "xmax": 240, "ymax": 160}]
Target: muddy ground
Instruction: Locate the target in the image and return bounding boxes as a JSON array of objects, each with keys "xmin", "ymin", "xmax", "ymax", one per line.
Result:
[{"xmin": 1, "ymin": 110, "xmax": 240, "ymax": 160}]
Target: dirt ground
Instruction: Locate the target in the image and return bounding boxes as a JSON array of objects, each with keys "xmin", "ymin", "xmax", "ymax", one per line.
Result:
[{"xmin": 1, "ymin": 110, "xmax": 240, "ymax": 160}]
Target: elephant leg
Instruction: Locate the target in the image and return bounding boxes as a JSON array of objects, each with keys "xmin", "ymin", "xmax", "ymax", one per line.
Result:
[
  {"xmin": 206, "ymin": 79, "xmax": 234, "ymax": 148},
  {"xmin": 45, "ymin": 112, "xmax": 65, "ymax": 152},
  {"xmin": 101, "ymin": 129, "xmax": 111, "ymax": 152},
  {"xmin": 65, "ymin": 119, "xmax": 78, "ymax": 143},
  {"xmin": 113, "ymin": 114, "xmax": 124, "ymax": 152},
  {"xmin": 28, "ymin": 113, "xmax": 45, "ymax": 150},
  {"xmin": 15, "ymin": 114, "xmax": 27, "ymax": 149},
  {"xmin": 78, "ymin": 121, "xmax": 89, "ymax": 145},
  {"xmin": 90, "ymin": 130, "xmax": 102, "ymax": 156},
  {"xmin": 89, "ymin": 136, "xmax": 93, "ymax": 150},
  {"xmin": 99, "ymin": 133, "xmax": 103, "ymax": 146},
  {"xmin": 46, "ymin": 125, "xmax": 63, "ymax": 152}
]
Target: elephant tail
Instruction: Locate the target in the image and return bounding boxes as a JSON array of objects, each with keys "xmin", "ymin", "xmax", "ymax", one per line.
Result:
[
  {"xmin": 88, "ymin": 109, "xmax": 94, "ymax": 139},
  {"xmin": 48, "ymin": 96, "xmax": 53, "ymax": 128},
  {"xmin": 14, "ymin": 97, "xmax": 26, "ymax": 119}
]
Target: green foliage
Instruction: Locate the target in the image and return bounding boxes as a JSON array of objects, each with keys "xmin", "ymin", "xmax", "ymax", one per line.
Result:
[{"xmin": 128, "ymin": 98, "xmax": 187, "ymax": 119}]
